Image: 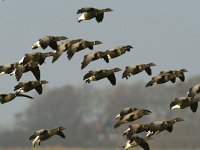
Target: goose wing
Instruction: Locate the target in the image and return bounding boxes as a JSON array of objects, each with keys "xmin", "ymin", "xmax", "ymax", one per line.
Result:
[
  {"xmin": 106, "ymin": 73, "xmax": 116, "ymax": 85},
  {"xmin": 56, "ymin": 131, "xmax": 65, "ymax": 139},
  {"xmin": 96, "ymin": 13, "xmax": 104, "ymax": 23},
  {"xmin": 30, "ymin": 66, "xmax": 40, "ymax": 81},
  {"xmin": 29, "ymin": 129, "xmax": 47, "ymax": 140},
  {"xmin": 77, "ymin": 7, "xmax": 96, "ymax": 14},
  {"xmin": 190, "ymin": 102, "xmax": 198, "ymax": 112},
  {"xmin": 144, "ymin": 67, "xmax": 152, "ymax": 76}
]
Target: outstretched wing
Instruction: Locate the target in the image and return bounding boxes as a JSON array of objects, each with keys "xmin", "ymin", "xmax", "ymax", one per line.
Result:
[
  {"xmin": 83, "ymin": 71, "xmax": 98, "ymax": 80},
  {"xmin": 139, "ymin": 141, "xmax": 150, "ymax": 150},
  {"xmin": 15, "ymin": 65, "xmax": 25, "ymax": 81},
  {"xmin": 31, "ymin": 66, "xmax": 40, "ymax": 81},
  {"xmin": 190, "ymin": 102, "xmax": 198, "ymax": 112},
  {"xmin": 56, "ymin": 131, "xmax": 65, "ymax": 139},
  {"xmin": 67, "ymin": 48, "xmax": 77, "ymax": 60},
  {"xmin": 166, "ymin": 125, "xmax": 173, "ymax": 132},
  {"xmin": 52, "ymin": 50, "xmax": 64, "ymax": 63},
  {"xmin": 14, "ymin": 82, "xmax": 24, "ymax": 91},
  {"xmin": 144, "ymin": 67, "xmax": 152, "ymax": 76},
  {"xmin": 35, "ymin": 85, "xmax": 43, "ymax": 94},
  {"xmin": 29, "ymin": 129, "xmax": 47, "ymax": 140},
  {"xmin": 81, "ymin": 54, "xmax": 94, "ymax": 69},
  {"xmin": 77, "ymin": 7, "xmax": 96, "ymax": 14},
  {"xmin": 95, "ymin": 13, "xmax": 104, "ymax": 23},
  {"xmin": 106, "ymin": 73, "xmax": 116, "ymax": 85}
]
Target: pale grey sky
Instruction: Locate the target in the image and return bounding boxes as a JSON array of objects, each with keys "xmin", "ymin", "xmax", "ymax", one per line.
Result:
[{"xmin": 0, "ymin": 0, "xmax": 200, "ymax": 127}]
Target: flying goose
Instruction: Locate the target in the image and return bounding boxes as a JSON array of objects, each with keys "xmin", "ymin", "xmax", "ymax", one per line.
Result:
[
  {"xmin": 114, "ymin": 109, "xmax": 151, "ymax": 128},
  {"xmin": 170, "ymin": 96, "xmax": 200, "ymax": 112},
  {"xmin": 145, "ymin": 70, "xmax": 182, "ymax": 87},
  {"xmin": 29, "ymin": 126, "xmax": 66, "ymax": 147},
  {"xmin": 52, "ymin": 39, "xmax": 83, "ymax": 63},
  {"xmin": 159, "ymin": 69, "xmax": 188, "ymax": 82},
  {"xmin": 146, "ymin": 117, "xmax": 184, "ymax": 138},
  {"xmin": 0, "ymin": 62, "xmax": 19, "ymax": 76},
  {"xmin": 122, "ymin": 63, "xmax": 156, "ymax": 79},
  {"xmin": 187, "ymin": 83, "xmax": 200, "ymax": 98},
  {"xmin": 0, "ymin": 92, "xmax": 33, "ymax": 104},
  {"xmin": 20, "ymin": 52, "xmax": 54, "ymax": 65},
  {"xmin": 15, "ymin": 60, "xmax": 40, "ymax": 81},
  {"xmin": 32, "ymin": 36, "xmax": 68, "ymax": 50},
  {"xmin": 123, "ymin": 136, "xmax": 150, "ymax": 150},
  {"xmin": 77, "ymin": 7, "xmax": 113, "ymax": 23},
  {"xmin": 104, "ymin": 45, "xmax": 133, "ymax": 63},
  {"xmin": 115, "ymin": 107, "xmax": 138, "ymax": 120},
  {"xmin": 81, "ymin": 51, "xmax": 108, "ymax": 69},
  {"xmin": 67, "ymin": 40, "xmax": 102, "ymax": 60},
  {"xmin": 123, "ymin": 124, "xmax": 151, "ymax": 139},
  {"xmin": 83, "ymin": 67, "xmax": 121, "ymax": 86},
  {"xmin": 14, "ymin": 80, "xmax": 49, "ymax": 95}
]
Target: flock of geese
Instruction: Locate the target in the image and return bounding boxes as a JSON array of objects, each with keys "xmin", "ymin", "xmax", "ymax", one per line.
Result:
[{"xmin": 1, "ymin": 5, "xmax": 200, "ymax": 150}]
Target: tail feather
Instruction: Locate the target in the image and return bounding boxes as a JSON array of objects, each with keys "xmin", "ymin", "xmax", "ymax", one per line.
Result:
[{"xmin": 114, "ymin": 120, "xmax": 124, "ymax": 129}]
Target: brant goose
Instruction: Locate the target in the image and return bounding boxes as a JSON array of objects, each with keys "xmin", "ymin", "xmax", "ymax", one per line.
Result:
[
  {"xmin": 146, "ymin": 117, "xmax": 184, "ymax": 137},
  {"xmin": 83, "ymin": 67, "xmax": 121, "ymax": 86},
  {"xmin": 14, "ymin": 80, "xmax": 49, "ymax": 95},
  {"xmin": 187, "ymin": 83, "xmax": 200, "ymax": 98},
  {"xmin": 122, "ymin": 63, "xmax": 156, "ymax": 79},
  {"xmin": 81, "ymin": 51, "xmax": 108, "ymax": 69},
  {"xmin": 114, "ymin": 109, "xmax": 151, "ymax": 128},
  {"xmin": 170, "ymin": 96, "xmax": 200, "ymax": 112},
  {"xmin": 0, "ymin": 92, "xmax": 33, "ymax": 104},
  {"xmin": 67, "ymin": 40, "xmax": 102, "ymax": 60},
  {"xmin": 32, "ymin": 36, "xmax": 68, "ymax": 50},
  {"xmin": 123, "ymin": 136, "xmax": 150, "ymax": 150},
  {"xmin": 29, "ymin": 126, "xmax": 66, "ymax": 147},
  {"xmin": 77, "ymin": 7, "xmax": 113, "ymax": 23}
]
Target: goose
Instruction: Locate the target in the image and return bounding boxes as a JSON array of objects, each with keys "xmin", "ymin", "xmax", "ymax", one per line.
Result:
[
  {"xmin": 0, "ymin": 62, "xmax": 19, "ymax": 76},
  {"xmin": 159, "ymin": 69, "xmax": 188, "ymax": 82},
  {"xmin": 29, "ymin": 126, "xmax": 66, "ymax": 147},
  {"xmin": 146, "ymin": 117, "xmax": 184, "ymax": 138},
  {"xmin": 123, "ymin": 124, "xmax": 151, "ymax": 139},
  {"xmin": 52, "ymin": 39, "xmax": 83, "ymax": 63},
  {"xmin": 187, "ymin": 83, "xmax": 200, "ymax": 98},
  {"xmin": 115, "ymin": 107, "xmax": 138, "ymax": 120},
  {"xmin": 77, "ymin": 7, "xmax": 113, "ymax": 23},
  {"xmin": 20, "ymin": 52, "xmax": 54, "ymax": 65},
  {"xmin": 123, "ymin": 136, "xmax": 150, "ymax": 150},
  {"xmin": 32, "ymin": 36, "xmax": 68, "ymax": 50},
  {"xmin": 15, "ymin": 60, "xmax": 40, "ymax": 81},
  {"xmin": 0, "ymin": 92, "xmax": 33, "ymax": 104},
  {"xmin": 14, "ymin": 80, "xmax": 49, "ymax": 95},
  {"xmin": 67, "ymin": 40, "xmax": 102, "ymax": 60},
  {"xmin": 145, "ymin": 70, "xmax": 181, "ymax": 87},
  {"xmin": 170, "ymin": 96, "xmax": 200, "ymax": 112},
  {"xmin": 81, "ymin": 51, "xmax": 108, "ymax": 69},
  {"xmin": 83, "ymin": 67, "xmax": 121, "ymax": 86},
  {"xmin": 122, "ymin": 63, "xmax": 156, "ymax": 79},
  {"xmin": 114, "ymin": 109, "xmax": 151, "ymax": 128},
  {"xmin": 104, "ymin": 45, "xmax": 133, "ymax": 63}
]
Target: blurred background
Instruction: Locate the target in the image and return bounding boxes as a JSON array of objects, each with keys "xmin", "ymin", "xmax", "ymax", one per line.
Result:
[{"xmin": 0, "ymin": 0, "xmax": 200, "ymax": 149}]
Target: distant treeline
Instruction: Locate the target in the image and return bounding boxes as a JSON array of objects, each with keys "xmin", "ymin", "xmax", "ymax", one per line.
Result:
[{"xmin": 0, "ymin": 76, "xmax": 200, "ymax": 149}]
